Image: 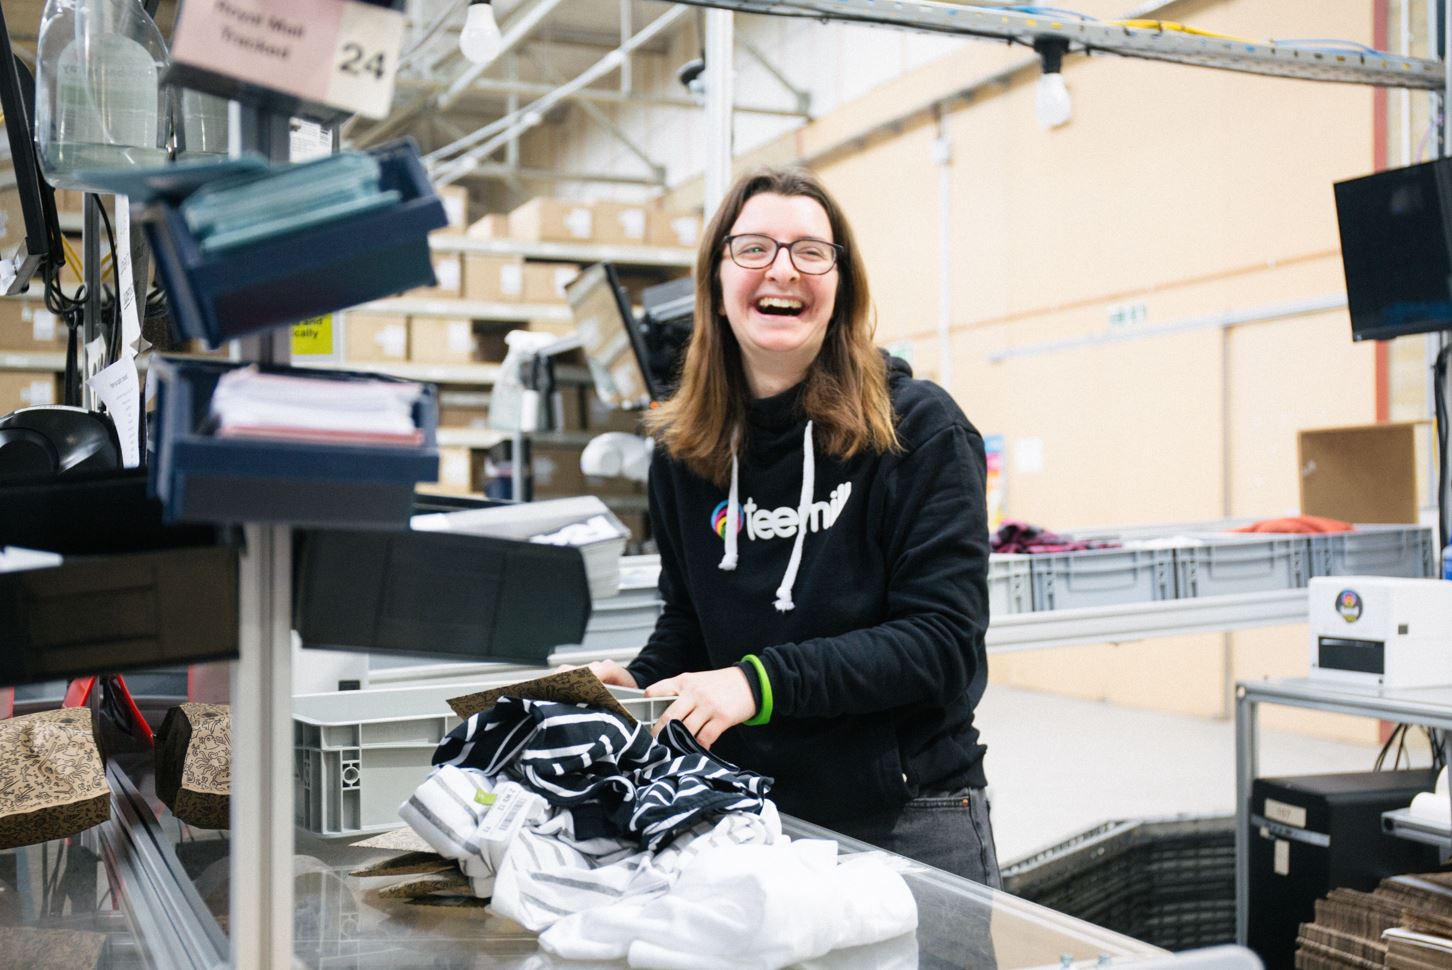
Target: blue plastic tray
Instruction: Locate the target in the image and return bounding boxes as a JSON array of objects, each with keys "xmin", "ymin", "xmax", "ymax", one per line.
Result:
[
  {"xmin": 142, "ymin": 140, "xmax": 447, "ymax": 348},
  {"xmin": 149, "ymin": 357, "xmax": 439, "ymax": 529}
]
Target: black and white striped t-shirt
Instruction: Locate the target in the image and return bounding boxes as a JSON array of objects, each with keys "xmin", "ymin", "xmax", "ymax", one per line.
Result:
[{"xmin": 432, "ymin": 697, "xmax": 772, "ymax": 849}]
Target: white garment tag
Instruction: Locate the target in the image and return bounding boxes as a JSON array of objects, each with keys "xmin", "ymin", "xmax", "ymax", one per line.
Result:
[
  {"xmin": 114, "ymin": 196, "xmax": 142, "ymax": 351},
  {"xmin": 475, "ymin": 782, "xmax": 543, "ymax": 844}
]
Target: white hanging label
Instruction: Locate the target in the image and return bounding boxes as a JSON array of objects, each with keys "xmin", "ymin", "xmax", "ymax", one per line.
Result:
[
  {"xmin": 86, "ymin": 351, "xmax": 141, "ymax": 469},
  {"xmin": 114, "ymin": 196, "xmax": 142, "ymax": 352}
]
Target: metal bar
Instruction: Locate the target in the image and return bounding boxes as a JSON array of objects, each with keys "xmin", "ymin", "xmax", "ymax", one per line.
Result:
[
  {"xmin": 668, "ymin": 0, "xmax": 1444, "ymax": 89},
  {"xmin": 523, "ymin": 48, "xmax": 666, "ymax": 182},
  {"xmin": 82, "ymin": 194, "xmax": 103, "ymax": 407},
  {"xmin": 392, "ymin": 76, "xmax": 809, "ymax": 117},
  {"xmin": 933, "ymin": 123, "xmax": 953, "ymax": 391},
  {"xmin": 620, "ymin": 0, "xmax": 632, "ymax": 95},
  {"xmin": 986, "ymin": 294, "xmax": 1347, "ymax": 363},
  {"xmin": 738, "ymin": 32, "xmax": 810, "ymax": 115},
  {"xmin": 449, "ymin": 160, "xmax": 665, "ymax": 186},
  {"xmin": 703, "ymin": 8, "xmax": 734, "ymax": 216},
  {"xmin": 429, "ymin": 6, "xmax": 688, "ymax": 173},
  {"xmin": 1234, "ymin": 684, "xmax": 1256, "ymax": 945}
]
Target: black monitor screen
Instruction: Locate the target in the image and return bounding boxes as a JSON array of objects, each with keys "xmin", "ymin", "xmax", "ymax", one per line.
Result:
[
  {"xmin": 566, "ymin": 263, "xmax": 657, "ymax": 409},
  {"xmin": 1335, "ymin": 157, "xmax": 1452, "ymax": 341}
]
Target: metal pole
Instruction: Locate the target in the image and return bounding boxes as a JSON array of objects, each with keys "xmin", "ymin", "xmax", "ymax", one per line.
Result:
[
  {"xmin": 932, "ymin": 120, "xmax": 953, "ymax": 392},
  {"xmin": 227, "ymin": 98, "xmax": 295, "ymax": 970},
  {"xmin": 81, "ymin": 194, "xmax": 101, "ymax": 409},
  {"xmin": 703, "ymin": 9, "xmax": 734, "ymax": 217},
  {"xmin": 1234, "ymin": 685, "xmax": 1258, "ymax": 946}
]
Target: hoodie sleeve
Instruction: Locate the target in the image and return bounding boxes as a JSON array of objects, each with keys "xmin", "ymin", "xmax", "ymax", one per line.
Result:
[
  {"xmin": 627, "ymin": 457, "xmax": 710, "ymax": 689},
  {"xmin": 758, "ymin": 422, "xmax": 990, "ymax": 718}
]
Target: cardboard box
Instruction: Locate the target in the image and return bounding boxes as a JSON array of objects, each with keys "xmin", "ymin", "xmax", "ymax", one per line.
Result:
[
  {"xmin": 408, "ymin": 254, "xmax": 463, "ymax": 300},
  {"xmin": 410, "ymin": 317, "xmax": 476, "ymax": 364},
  {"xmin": 1299, "ymin": 421, "xmax": 1426, "ymax": 524},
  {"xmin": 438, "ymin": 403, "xmax": 490, "ymax": 429},
  {"xmin": 466, "ymin": 213, "xmax": 509, "ymax": 239},
  {"xmin": 527, "ymin": 315, "xmax": 576, "ymax": 338},
  {"xmin": 463, "ymin": 254, "xmax": 525, "ymax": 302},
  {"xmin": 427, "ymin": 446, "xmax": 478, "ymax": 494},
  {"xmin": 530, "ymin": 442, "xmax": 586, "ymax": 496},
  {"xmin": 523, "ymin": 263, "xmax": 580, "ymax": 304},
  {"xmin": 0, "ymin": 298, "xmax": 67, "ymax": 353},
  {"xmin": 508, "ymin": 197, "xmax": 595, "ymax": 243},
  {"xmin": 0, "ymin": 371, "xmax": 58, "ymax": 412},
  {"xmin": 554, "ymin": 383, "xmax": 586, "ymax": 431},
  {"xmin": 594, "ymin": 202, "xmax": 650, "ymax": 246},
  {"xmin": 0, "ymin": 187, "xmax": 28, "ymax": 255},
  {"xmin": 649, "ymin": 210, "xmax": 703, "ymax": 249},
  {"xmin": 344, "ymin": 312, "xmax": 408, "ymax": 363},
  {"xmin": 586, "ymin": 390, "xmax": 643, "ymax": 434},
  {"xmin": 436, "ymin": 185, "xmax": 469, "ymax": 233}
]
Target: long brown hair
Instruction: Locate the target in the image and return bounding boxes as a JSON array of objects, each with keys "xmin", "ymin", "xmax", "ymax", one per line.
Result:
[{"xmin": 645, "ymin": 166, "xmax": 898, "ymax": 487}]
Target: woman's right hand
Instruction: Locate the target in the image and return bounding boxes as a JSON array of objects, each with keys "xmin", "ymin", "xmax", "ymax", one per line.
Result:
[{"xmin": 561, "ymin": 659, "xmax": 637, "ymax": 688}]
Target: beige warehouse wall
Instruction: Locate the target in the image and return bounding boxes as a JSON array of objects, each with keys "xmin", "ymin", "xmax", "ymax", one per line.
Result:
[{"xmin": 813, "ymin": 1, "xmax": 1383, "ymax": 740}]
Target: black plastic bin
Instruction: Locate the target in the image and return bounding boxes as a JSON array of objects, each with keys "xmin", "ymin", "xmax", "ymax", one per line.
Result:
[
  {"xmin": 1002, "ymin": 816, "xmax": 1236, "ymax": 952},
  {"xmin": 294, "ymin": 494, "xmax": 593, "ymax": 664},
  {"xmin": 0, "ymin": 471, "xmax": 240, "ymax": 687}
]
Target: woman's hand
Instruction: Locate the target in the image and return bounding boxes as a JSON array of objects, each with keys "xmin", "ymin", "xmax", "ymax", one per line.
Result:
[{"xmin": 646, "ymin": 667, "xmax": 756, "ymax": 750}]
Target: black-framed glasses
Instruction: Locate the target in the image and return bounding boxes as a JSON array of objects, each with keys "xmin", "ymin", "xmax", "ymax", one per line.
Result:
[{"xmin": 723, "ymin": 234, "xmax": 843, "ymax": 275}]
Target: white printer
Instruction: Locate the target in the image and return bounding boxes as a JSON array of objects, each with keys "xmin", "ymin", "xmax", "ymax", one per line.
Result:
[{"xmin": 1307, "ymin": 576, "xmax": 1452, "ymax": 688}]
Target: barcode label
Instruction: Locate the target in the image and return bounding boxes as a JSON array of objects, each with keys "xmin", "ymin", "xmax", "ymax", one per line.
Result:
[{"xmin": 475, "ymin": 782, "xmax": 542, "ymax": 843}]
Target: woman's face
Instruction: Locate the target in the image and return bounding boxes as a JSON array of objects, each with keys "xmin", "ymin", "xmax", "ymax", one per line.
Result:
[{"xmin": 718, "ymin": 192, "xmax": 839, "ymax": 384}]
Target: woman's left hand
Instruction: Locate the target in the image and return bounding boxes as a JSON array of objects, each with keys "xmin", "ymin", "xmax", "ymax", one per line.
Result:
[{"xmin": 646, "ymin": 667, "xmax": 757, "ymax": 750}]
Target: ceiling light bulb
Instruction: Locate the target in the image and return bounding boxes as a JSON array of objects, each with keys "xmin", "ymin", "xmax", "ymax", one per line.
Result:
[
  {"xmin": 460, "ymin": 1, "xmax": 503, "ymax": 66},
  {"xmin": 1035, "ymin": 71, "xmax": 1072, "ymax": 130}
]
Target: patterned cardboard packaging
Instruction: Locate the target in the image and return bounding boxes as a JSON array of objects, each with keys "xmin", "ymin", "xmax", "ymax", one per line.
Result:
[
  {"xmin": 155, "ymin": 703, "xmax": 231, "ymax": 829},
  {"xmin": 0, "ymin": 707, "xmax": 110, "ymax": 849}
]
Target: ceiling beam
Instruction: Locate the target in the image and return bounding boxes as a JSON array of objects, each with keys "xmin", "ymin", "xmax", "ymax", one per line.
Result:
[{"xmin": 393, "ymin": 76, "xmax": 808, "ymax": 117}]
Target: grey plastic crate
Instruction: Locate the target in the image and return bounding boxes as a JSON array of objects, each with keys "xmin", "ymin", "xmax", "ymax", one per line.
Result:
[
  {"xmin": 294, "ymin": 681, "xmax": 670, "ymax": 837},
  {"xmin": 1306, "ymin": 524, "xmax": 1436, "ymax": 579},
  {"xmin": 1030, "ymin": 548, "xmax": 1176, "ymax": 611},
  {"xmin": 988, "ymin": 554, "xmax": 1034, "ymax": 615},
  {"xmin": 1173, "ymin": 535, "xmax": 1307, "ymax": 598}
]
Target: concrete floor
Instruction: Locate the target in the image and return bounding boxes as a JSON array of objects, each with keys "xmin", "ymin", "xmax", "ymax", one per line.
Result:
[{"xmin": 978, "ymin": 685, "xmax": 1388, "ymax": 865}]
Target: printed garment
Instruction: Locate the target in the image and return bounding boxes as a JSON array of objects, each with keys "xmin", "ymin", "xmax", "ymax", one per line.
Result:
[{"xmin": 432, "ymin": 697, "xmax": 772, "ymax": 849}]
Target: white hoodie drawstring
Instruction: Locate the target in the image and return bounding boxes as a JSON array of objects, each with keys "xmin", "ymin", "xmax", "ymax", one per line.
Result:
[
  {"xmin": 773, "ymin": 421, "xmax": 815, "ymax": 612},
  {"xmin": 718, "ymin": 429, "xmax": 741, "ymax": 572}
]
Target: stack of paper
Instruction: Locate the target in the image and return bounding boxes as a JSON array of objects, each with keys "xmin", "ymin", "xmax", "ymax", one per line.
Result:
[
  {"xmin": 411, "ymin": 496, "xmax": 628, "ymax": 601},
  {"xmin": 210, "ymin": 367, "xmax": 424, "ymax": 446},
  {"xmin": 181, "ymin": 151, "xmax": 400, "ymax": 253}
]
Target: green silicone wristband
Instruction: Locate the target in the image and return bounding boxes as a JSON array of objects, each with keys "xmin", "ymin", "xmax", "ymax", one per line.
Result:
[{"xmin": 740, "ymin": 653, "xmax": 773, "ymax": 726}]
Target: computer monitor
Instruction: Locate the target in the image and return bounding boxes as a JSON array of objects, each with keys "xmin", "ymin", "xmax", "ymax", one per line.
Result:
[
  {"xmin": 0, "ymin": 2, "xmax": 55, "ymax": 295},
  {"xmin": 1335, "ymin": 157, "xmax": 1452, "ymax": 341},
  {"xmin": 566, "ymin": 263, "xmax": 660, "ymax": 410}
]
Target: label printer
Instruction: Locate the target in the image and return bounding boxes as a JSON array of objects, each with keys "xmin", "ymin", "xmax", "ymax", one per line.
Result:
[{"xmin": 1307, "ymin": 576, "xmax": 1452, "ymax": 688}]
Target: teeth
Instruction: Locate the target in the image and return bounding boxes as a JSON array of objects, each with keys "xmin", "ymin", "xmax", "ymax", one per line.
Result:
[{"xmin": 756, "ymin": 297, "xmax": 803, "ymax": 311}]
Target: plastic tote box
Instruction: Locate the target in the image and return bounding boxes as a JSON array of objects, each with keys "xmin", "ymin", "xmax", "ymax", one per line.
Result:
[
  {"xmin": 137, "ymin": 140, "xmax": 447, "ymax": 347},
  {"xmin": 988, "ymin": 554, "xmax": 1034, "ymax": 615},
  {"xmin": 149, "ymin": 356, "xmax": 438, "ymax": 529},
  {"xmin": 294, "ymin": 682, "xmax": 671, "ymax": 836},
  {"xmin": 1173, "ymin": 534, "xmax": 1308, "ymax": 598},
  {"xmin": 1306, "ymin": 524, "xmax": 1437, "ymax": 579},
  {"xmin": 1031, "ymin": 547, "xmax": 1176, "ymax": 612},
  {"xmin": 295, "ymin": 494, "xmax": 594, "ymax": 664}
]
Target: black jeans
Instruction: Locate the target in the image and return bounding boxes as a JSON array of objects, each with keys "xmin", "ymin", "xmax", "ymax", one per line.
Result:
[{"xmin": 833, "ymin": 787, "xmax": 1002, "ymax": 970}]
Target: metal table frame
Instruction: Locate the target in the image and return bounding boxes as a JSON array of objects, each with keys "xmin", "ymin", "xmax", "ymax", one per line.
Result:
[{"xmin": 1233, "ymin": 676, "xmax": 1452, "ymax": 944}]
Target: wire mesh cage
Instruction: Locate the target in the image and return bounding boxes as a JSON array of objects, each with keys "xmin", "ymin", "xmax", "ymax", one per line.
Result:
[{"xmin": 1002, "ymin": 816, "xmax": 1236, "ymax": 952}]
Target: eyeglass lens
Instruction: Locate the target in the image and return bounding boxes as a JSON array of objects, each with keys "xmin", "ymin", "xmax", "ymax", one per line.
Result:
[{"xmin": 729, "ymin": 234, "xmax": 838, "ymax": 274}]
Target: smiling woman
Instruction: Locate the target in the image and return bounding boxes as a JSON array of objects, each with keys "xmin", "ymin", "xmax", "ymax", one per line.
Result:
[{"xmin": 586, "ymin": 166, "xmax": 1002, "ymax": 887}]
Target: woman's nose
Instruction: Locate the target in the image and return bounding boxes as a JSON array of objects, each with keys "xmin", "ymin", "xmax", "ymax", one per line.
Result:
[{"xmin": 765, "ymin": 244, "xmax": 797, "ymax": 280}]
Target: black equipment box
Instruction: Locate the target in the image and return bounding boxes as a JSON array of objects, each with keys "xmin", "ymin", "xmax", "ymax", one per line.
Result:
[{"xmin": 1246, "ymin": 768, "xmax": 1442, "ymax": 970}]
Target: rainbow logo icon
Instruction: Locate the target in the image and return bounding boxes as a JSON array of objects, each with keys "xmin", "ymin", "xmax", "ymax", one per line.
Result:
[
  {"xmin": 1335, "ymin": 589, "xmax": 1362, "ymax": 623},
  {"xmin": 710, "ymin": 500, "xmax": 742, "ymax": 539}
]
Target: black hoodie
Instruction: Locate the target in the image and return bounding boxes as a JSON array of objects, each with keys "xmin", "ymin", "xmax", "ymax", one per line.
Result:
[{"xmin": 628, "ymin": 355, "xmax": 990, "ymax": 828}]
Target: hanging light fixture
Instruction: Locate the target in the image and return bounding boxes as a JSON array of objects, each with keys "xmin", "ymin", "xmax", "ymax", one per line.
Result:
[
  {"xmin": 460, "ymin": 0, "xmax": 504, "ymax": 66},
  {"xmin": 1032, "ymin": 37, "xmax": 1072, "ymax": 130}
]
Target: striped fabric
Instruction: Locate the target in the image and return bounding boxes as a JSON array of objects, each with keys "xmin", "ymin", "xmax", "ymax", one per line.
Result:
[{"xmin": 432, "ymin": 697, "xmax": 772, "ymax": 850}]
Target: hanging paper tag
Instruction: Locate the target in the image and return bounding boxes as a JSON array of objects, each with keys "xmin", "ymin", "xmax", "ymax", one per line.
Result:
[
  {"xmin": 114, "ymin": 196, "xmax": 142, "ymax": 351},
  {"xmin": 86, "ymin": 352, "xmax": 141, "ymax": 469}
]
